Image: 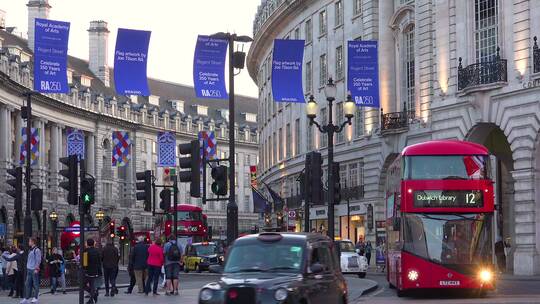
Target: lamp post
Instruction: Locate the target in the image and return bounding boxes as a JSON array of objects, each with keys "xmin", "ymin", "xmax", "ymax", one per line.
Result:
[
  {"xmin": 209, "ymin": 32, "xmax": 253, "ymax": 245},
  {"xmin": 95, "ymin": 209, "xmax": 105, "ymax": 245},
  {"xmin": 306, "ymin": 78, "xmax": 356, "ymax": 240},
  {"xmin": 49, "ymin": 210, "xmax": 58, "ymax": 248}
]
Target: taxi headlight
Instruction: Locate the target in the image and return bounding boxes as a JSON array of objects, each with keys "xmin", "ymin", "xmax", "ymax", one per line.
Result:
[
  {"xmin": 407, "ymin": 270, "xmax": 419, "ymax": 281},
  {"xmin": 200, "ymin": 288, "xmax": 213, "ymax": 301},
  {"xmin": 274, "ymin": 288, "xmax": 288, "ymax": 301},
  {"xmin": 479, "ymin": 269, "xmax": 493, "ymax": 282}
]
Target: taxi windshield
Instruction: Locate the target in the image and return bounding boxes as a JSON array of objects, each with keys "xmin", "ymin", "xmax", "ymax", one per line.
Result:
[
  {"xmin": 194, "ymin": 244, "xmax": 217, "ymax": 256},
  {"xmin": 224, "ymin": 243, "xmax": 304, "ymax": 273},
  {"xmin": 339, "ymin": 242, "xmax": 355, "ymax": 252}
]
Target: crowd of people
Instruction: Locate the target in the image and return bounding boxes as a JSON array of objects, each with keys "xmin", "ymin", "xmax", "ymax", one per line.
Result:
[{"xmin": 0, "ymin": 234, "xmax": 185, "ymax": 304}]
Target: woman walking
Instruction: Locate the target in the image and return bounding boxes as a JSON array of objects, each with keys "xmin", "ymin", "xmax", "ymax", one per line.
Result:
[
  {"xmin": 47, "ymin": 247, "xmax": 63, "ymax": 294},
  {"xmin": 365, "ymin": 241, "xmax": 373, "ymax": 266},
  {"xmin": 6, "ymin": 246, "xmax": 18, "ymax": 297},
  {"xmin": 145, "ymin": 239, "xmax": 164, "ymax": 296}
]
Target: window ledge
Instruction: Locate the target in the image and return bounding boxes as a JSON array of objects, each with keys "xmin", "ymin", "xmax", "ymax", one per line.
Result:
[
  {"xmin": 304, "ymin": 41, "xmax": 313, "ymax": 47},
  {"xmin": 333, "ymin": 24, "xmax": 344, "ymax": 31},
  {"xmin": 318, "ymin": 33, "xmax": 327, "ymax": 39},
  {"xmin": 457, "ymin": 81, "xmax": 507, "ymax": 96},
  {"xmin": 351, "ymin": 13, "xmax": 362, "ymax": 22}
]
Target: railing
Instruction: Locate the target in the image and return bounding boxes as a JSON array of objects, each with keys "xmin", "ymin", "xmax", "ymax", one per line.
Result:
[
  {"xmin": 458, "ymin": 48, "xmax": 507, "ymax": 91},
  {"xmin": 380, "ymin": 103, "xmax": 413, "ymax": 132},
  {"xmin": 534, "ymin": 36, "xmax": 540, "ymax": 74}
]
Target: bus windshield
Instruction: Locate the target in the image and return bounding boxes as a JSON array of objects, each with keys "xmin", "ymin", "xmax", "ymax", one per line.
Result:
[
  {"xmin": 403, "ymin": 213, "xmax": 492, "ymax": 273},
  {"xmin": 177, "ymin": 211, "xmax": 202, "ymax": 221},
  {"xmin": 404, "ymin": 155, "xmax": 488, "ymax": 180}
]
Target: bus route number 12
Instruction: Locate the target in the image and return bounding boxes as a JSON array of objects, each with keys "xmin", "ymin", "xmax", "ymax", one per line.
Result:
[{"xmin": 465, "ymin": 192, "xmax": 476, "ymax": 205}]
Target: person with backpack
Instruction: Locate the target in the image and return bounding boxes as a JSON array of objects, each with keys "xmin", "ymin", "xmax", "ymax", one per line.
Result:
[
  {"xmin": 22, "ymin": 237, "xmax": 41, "ymax": 304},
  {"xmin": 163, "ymin": 236, "xmax": 182, "ymax": 296},
  {"xmin": 83, "ymin": 238, "xmax": 102, "ymax": 304}
]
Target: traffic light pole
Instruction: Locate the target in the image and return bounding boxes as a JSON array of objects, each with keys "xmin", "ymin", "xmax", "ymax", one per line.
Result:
[
  {"xmin": 79, "ymin": 161, "xmax": 85, "ymax": 304},
  {"xmin": 226, "ymin": 34, "xmax": 238, "ymax": 246},
  {"xmin": 23, "ymin": 92, "xmax": 33, "ymax": 247},
  {"xmin": 172, "ymin": 176, "xmax": 178, "ymax": 239}
]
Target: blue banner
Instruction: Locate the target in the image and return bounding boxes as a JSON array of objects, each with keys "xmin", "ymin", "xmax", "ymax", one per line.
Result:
[
  {"xmin": 347, "ymin": 40, "xmax": 379, "ymax": 108},
  {"xmin": 271, "ymin": 39, "xmax": 305, "ymax": 103},
  {"xmin": 33, "ymin": 18, "xmax": 70, "ymax": 93},
  {"xmin": 114, "ymin": 28, "xmax": 151, "ymax": 96},
  {"xmin": 157, "ymin": 131, "xmax": 176, "ymax": 167},
  {"xmin": 193, "ymin": 35, "xmax": 228, "ymax": 99}
]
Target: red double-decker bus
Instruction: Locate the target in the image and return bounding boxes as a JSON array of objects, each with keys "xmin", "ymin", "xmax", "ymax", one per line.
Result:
[
  {"xmin": 385, "ymin": 140, "xmax": 495, "ymax": 296},
  {"xmin": 160, "ymin": 204, "xmax": 208, "ymax": 243}
]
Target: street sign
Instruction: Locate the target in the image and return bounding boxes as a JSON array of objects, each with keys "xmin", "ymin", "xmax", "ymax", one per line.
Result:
[{"xmin": 288, "ymin": 210, "xmax": 296, "ymax": 218}]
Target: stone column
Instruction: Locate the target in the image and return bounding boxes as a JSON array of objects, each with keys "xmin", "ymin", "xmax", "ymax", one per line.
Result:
[
  {"xmin": 0, "ymin": 105, "xmax": 9, "ymax": 169},
  {"xmin": 14, "ymin": 111, "xmax": 22, "ymax": 166},
  {"xmin": 86, "ymin": 133, "xmax": 95, "ymax": 176},
  {"xmin": 49, "ymin": 123, "xmax": 61, "ymax": 200},
  {"xmin": 511, "ymin": 169, "xmax": 540, "ymax": 275}
]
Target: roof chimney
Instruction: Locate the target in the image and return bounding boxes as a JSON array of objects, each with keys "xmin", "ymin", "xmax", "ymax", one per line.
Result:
[
  {"xmin": 88, "ymin": 20, "xmax": 110, "ymax": 87},
  {"xmin": 27, "ymin": 0, "xmax": 51, "ymax": 51}
]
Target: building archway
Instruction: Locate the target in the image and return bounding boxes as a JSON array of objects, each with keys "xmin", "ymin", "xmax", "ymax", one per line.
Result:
[{"xmin": 466, "ymin": 123, "xmax": 515, "ymax": 270}]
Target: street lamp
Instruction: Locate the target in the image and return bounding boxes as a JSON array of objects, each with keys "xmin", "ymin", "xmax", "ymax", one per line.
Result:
[
  {"xmin": 306, "ymin": 78, "xmax": 356, "ymax": 240},
  {"xmin": 49, "ymin": 210, "xmax": 58, "ymax": 248},
  {"xmin": 209, "ymin": 31, "xmax": 253, "ymax": 245},
  {"xmin": 95, "ymin": 209, "xmax": 105, "ymax": 244}
]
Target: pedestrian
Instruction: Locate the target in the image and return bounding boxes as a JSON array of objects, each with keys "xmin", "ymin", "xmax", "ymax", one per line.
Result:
[
  {"xmin": 163, "ymin": 235, "xmax": 182, "ymax": 296},
  {"xmin": 355, "ymin": 238, "xmax": 365, "ymax": 255},
  {"xmin": 15, "ymin": 244, "xmax": 25, "ymax": 298},
  {"xmin": 124, "ymin": 249, "xmax": 136, "ymax": 294},
  {"xmin": 6, "ymin": 246, "xmax": 18, "ymax": 297},
  {"xmin": 46, "ymin": 247, "xmax": 62, "ymax": 295},
  {"xmin": 495, "ymin": 237, "xmax": 507, "ymax": 273},
  {"xmin": 101, "ymin": 241, "xmax": 119, "ymax": 297},
  {"xmin": 56, "ymin": 249, "xmax": 66, "ymax": 294},
  {"xmin": 1, "ymin": 246, "xmax": 8, "ymax": 291},
  {"xmin": 365, "ymin": 241, "xmax": 372, "ymax": 266},
  {"xmin": 22, "ymin": 237, "xmax": 41, "ymax": 304},
  {"xmin": 145, "ymin": 239, "xmax": 164, "ymax": 296},
  {"xmin": 83, "ymin": 238, "xmax": 102, "ymax": 304},
  {"xmin": 159, "ymin": 265, "xmax": 166, "ymax": 290},
  {"xmin": 131, "ymin": 236, "xmax": 149, "ymax": 293}
]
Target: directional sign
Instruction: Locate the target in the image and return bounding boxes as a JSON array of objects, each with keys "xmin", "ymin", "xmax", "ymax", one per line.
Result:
[{"xmin": 58, "ymin": 226, "xmax": 98, "ymax": 232}]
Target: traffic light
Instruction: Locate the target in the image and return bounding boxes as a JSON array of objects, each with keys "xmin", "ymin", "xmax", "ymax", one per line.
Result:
[
  {"xmin": 59, "ymin": 155, "xmax": 78, "ymax": 205},
  {"xmin": 80, "ymin": 177, "xmax": 95, "ymax": 212},
  {"xmin": 178, "ymin": 139, "xmax": 201, "ymax": 198},
  {"xmin": 136, "ymin": 170, "xmax": 152, "ymax": 212},
  {"xmin": 159, "ymin": 189, "xmax": 171, "ymax": 211},
  {"xmin": 305, "ymin": 152, "xmax": 323, "ymax": 205},
  {"xmin": 109, "ymin": 222, "xmax": 116, "ymax": 238},
  {"xmin": 31, "ymin": 188, "xmax": 43, "ymax": 211},
  {"xmin": 211, "ymin": 165, "xmax": 228, "ymax": 196},
  {"xmin": 117, "ymin": 225, "xmax": 127, "ymax": 242},
  {"xmin": 264, "ymin": 213, "xmax": 271, "ymax": 226},
  {"xmin": 6, "ymin": 167, "xmax": 22, "ymax": 211},
  {"xmin": 332, "ymin": 162, "xmax": 341, "ymax": 203}
]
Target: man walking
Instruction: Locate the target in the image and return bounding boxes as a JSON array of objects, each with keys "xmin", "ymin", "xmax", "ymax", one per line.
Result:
[
  {"xmin": 22, "ymin": 237, "xmax": 41, "ymax": 304},
  {"xmin": 163, "ymin": 236, "xmax": 182, "ymax": 296},
  {"xmin": 131, "ymin": 236, "xmax": 149, "ymax": 293},
  {"xmin": 101, "ymin": 241, "xmax": 119, "ymax": 297},
  {"xmin": 83, "ymin": 239, "xmax": 102, "ymax": 304}
]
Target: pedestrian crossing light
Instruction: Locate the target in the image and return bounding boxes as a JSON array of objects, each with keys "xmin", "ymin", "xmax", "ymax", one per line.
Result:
[
  {"xmin": 211, "ymin": 165, "xmax": 228, "ymax": 196},
  {"xmin": 59, "ymin": 155, "xmax": 79, "ymax": 205}
]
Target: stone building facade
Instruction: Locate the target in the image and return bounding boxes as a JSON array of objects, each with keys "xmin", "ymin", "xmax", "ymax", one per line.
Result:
[
  {"xmin": 0, "ymin": 1, "xmax": 259, "ymax": 245},
  {"xmin": 248, "ymin": 0, "xmax": 540, "ymax": 275}
]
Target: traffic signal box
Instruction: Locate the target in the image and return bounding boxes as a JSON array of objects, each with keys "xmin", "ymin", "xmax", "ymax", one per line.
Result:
[
  {"xmin": 59, "ymin": 155, "xmax": 78, "ymax": 205},
  {"xmin": 159, "ymin": 189, "xmax": 171, "ymax": 211},
  {"xmin": 136, "ymin": 170, "xmax": 152, "ymax": 212},
  {"xmin": 211, "ymin": 165, "xmax": 228, "ymax": 196},
  {"xmin": 117, "ymin": 225, "xmax": 127, "ymax": 243},
  {"xmin": 305, "ymin": 152, "xmax": 323, "ymax": 205},
  {"xmin": 80, "ymin": 176, "xmax": 95, "ymax": 214},
  {"xmin": 178, "ymin": 139, "xmax": 201, "ymax": 198},
  {"xmin": 109, "ymin": 222, "xmax": 116, "ymax": 239},
  {"xmin": 7, "ymin": 167, "xmax": 23, "ymax": 211}
]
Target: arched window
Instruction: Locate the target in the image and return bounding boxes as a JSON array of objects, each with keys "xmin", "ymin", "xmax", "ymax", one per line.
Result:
[{"xmin": 403, "ymin": 25, "xmax": 415, "ymax": 117}]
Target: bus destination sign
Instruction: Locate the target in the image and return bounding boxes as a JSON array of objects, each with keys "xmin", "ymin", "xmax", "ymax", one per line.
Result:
[{"xmin": 413, "ymin": 190, "xmax": 483, "ymax": 208}]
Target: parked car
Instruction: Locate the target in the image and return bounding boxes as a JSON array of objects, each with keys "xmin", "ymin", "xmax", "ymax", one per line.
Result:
[
  {"xmin": 198, "ymin": 232, "xmax": 348, "ymax": 304},
  {"xmin": 183, "ymin": 242, "xmax": 224, "ymax": 273},
  {"xmin": 335, "ymin": 239, "xmax": 368, "ymax": 278}
]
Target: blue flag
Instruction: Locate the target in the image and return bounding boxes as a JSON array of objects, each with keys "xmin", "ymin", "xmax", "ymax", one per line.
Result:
[
  {"xmin": 347, "ymin": 40, "xmax": 380, "ymax": 108},
  {"xmin": 33, "ymin": 18, "xmax": 70, "ymax": 93},
  {"xmin": 114, "ymin": 28, "xmax": 151, "ymax": 96},
  {"xmin": 271, "ymin": 39, "xmax": 305, "ymax": 103},
  {"xmin": 265, "ymin": 183, "xmax": 284, "ymax": 211},
  {"xmin": 193, "ymin": 35, "xmax": 228, "ymax": 99},
  {"xmin": 252, "ymin": 187, "xmax": 271, "ymax": 214}
]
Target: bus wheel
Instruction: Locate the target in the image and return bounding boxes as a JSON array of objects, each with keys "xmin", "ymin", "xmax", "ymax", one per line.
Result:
[
  {"xmin": 396, "ymin": 289, "xmax": 406, "ymax": 297},
  {"xmin": 196, "ymin": 264, "xmax": 202, "ymax": 273}
]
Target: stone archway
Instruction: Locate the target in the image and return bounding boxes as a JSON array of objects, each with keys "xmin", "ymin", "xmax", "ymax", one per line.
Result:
[{"xmin": 466, "ymin": 123, "xmax": 515, "ymax": 271}]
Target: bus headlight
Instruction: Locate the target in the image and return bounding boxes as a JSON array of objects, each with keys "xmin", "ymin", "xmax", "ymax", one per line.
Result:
[
  {"xmin": 407, "ymin": 270, "xmax": 419, "ymax": 281},
  {"xmin": 274, "ymin": 288, "xmax": 288, "ymax": 301},
  {"xmin": 200, "ymin": 288, "xmax": 213, "ymax": 301},
  {"xmin": 479, "ymin": 269, "xmax": 493, "ymax": 282}
]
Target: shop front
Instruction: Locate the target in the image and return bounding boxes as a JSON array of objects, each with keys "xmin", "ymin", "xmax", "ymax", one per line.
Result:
[
  {"xmin": 338, "ymin": 203, "xmax": 367, "ymax": 244},
  {"xmin": 309, "ymin": 206, "xmax": 328, "ymax": 235}
]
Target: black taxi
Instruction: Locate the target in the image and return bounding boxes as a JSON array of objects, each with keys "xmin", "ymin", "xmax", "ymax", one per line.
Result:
[{"xmin": 198, "ymin": 232, "xmax": 348, "ymax": 304}]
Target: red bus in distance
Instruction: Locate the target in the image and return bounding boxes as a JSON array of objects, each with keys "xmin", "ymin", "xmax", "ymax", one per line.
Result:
[
  {"xmin": 385, "ymin": 140, "xmax": 495, "ymax": 296},
  {"xmin": 161, "ymin": 204, "xmax": 208, "ymax": 243}
]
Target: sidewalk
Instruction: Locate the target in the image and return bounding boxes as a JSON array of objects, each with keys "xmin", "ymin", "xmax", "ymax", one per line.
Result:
[{"xmin": 346, "ymin": 276, "xmax": 379, "ymax": 301}]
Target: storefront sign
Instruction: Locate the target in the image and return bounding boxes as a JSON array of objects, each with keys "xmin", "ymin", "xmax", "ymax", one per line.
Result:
[
  {"xmin": 367, "ymin": 204, "xmax": 373, "ymax": 230},
  {"xmin": 316, "ymin": 210, "xmax": 326, "ymax": 216},
  {"xmin": 193, "ymin": 35, "xmax": 228, "ymax": 99},
  {"xmin": 271, "ymin": 39, "xmax": 305, "ymax": 103},
  {"xmin": 413, "ymin": 190, "xmax": 483, "ymax": 208},
  {"xmin": 347, "ymin": 40, "xmax": 379, "ymax": 108},
  {"xmin": 114, "ymin": 28, "xmax": 151, "ymax": 96},
  {"xmin": 33, "ymin": 18, "xmax": 70, "ymax": 93}
]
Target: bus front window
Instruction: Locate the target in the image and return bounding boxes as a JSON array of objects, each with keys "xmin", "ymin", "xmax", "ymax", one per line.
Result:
[
  {"xmin": 404, "ymin": 155, "xmax": 489, "ymax": 180},
  {"xmin": 403, "ymin": 213, "xmax": 492, "ymax": 273},
  {"xmin": 177, "ymin": 211, "xmax": 202, "ymax": 221}
]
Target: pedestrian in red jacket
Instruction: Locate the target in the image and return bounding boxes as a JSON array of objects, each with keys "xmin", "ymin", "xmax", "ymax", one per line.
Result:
[{"xmin": 145, "ymin": 239, "xmax": 164, "ymax": 295}]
